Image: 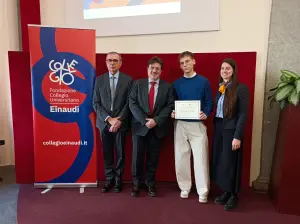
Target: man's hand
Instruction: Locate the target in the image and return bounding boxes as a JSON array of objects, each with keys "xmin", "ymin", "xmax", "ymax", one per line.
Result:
[
  {"xmin": 108, "ymin": 117, "xmax": 121, "ymax": 127},
  {"xmin": 108, "ymin": 117, "xmax": 121, "ymax": 132},
  {"xmin": 145, "ymin": 118, "xmax": 157, "ymax": 129},
  {"xmin": 199, "ymin": 111, "xmax": 207, "ymax": 120},
  {"xmin": 109, "ymin": 126, "xmax": 119, "ymax": 133},
  {"xmin": 232, "ymin": 138, "xmax": 241, "ymax": 151},
  {"xmin": 171, "ymin": 110, "xmax": 175, "ymax": 119}
]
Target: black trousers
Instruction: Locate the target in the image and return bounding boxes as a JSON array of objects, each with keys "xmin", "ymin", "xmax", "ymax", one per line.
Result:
[
  {"xmin": 132, "ymin": 130, "xmax": 162, "ymax": 187},
  {"xmin": 100, "ymin": 128, "xmax": 127, "ymax": 181},
  {"xmin": 210, "ymin": 118, "xmax": 243, "ymax": 194}
]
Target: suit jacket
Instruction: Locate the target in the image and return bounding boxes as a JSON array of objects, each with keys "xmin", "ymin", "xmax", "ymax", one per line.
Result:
[
  {"xmin": 129, "ymin": 78, "xmax": 174, "ymax": 138},
  {"xmin": 215, "ymin": 83, "xmax": 249, "ymax": 140},
  {"xmin": 93, "ymin": 72, "xmax": 133, "ymax": 131}
]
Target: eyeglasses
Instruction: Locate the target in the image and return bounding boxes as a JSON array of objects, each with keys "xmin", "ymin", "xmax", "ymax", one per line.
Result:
[
  {"xmin": 106, "ymin": 59, "xmax": 120, "ymax": 63},
  {"xmin": 149, "ymin": 66, "xmax": 161, "ymax": 71}
]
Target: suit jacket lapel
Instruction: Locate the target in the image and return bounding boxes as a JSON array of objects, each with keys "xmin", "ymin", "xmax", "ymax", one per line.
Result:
[
  {"xmin": 114, "ymin": 73, "xmax": 123, "ymax": 99},
  {"xmin": 142, "ymin": 79, "xmax": 150, "ymax": 113},
  {"xmin": 216, "ymin": 91, "xmax": 221, "ymax": 103},
  {"xmin": 153, "ymin": 81, "xmax": 163, "ymax": 113},
  {"xmin": 104, "ymin": 73, "xmax": 111, "ymax": 100}
]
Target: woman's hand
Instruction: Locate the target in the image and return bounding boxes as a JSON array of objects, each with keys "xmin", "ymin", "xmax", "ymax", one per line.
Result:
[{"xmin": 232, "ymin": 138, "xmax": 241, "ymax": 151}]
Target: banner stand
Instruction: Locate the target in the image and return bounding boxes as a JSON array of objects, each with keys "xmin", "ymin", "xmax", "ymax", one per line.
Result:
[
  {"xmin": 34, "ymin": 183, "xmax": 97, "ymax": 188},
  {"xmin": 28, "ymin": 25, "xmax": 97, "ymax": 189}
]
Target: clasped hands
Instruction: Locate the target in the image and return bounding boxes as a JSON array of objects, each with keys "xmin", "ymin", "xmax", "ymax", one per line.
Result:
[
  {"xmin": 109, "ymin": 116, "xmax": 157, "ymax": 131},
  {"xmin": 108, "ymin": 117, "xmax": 121, "ymax": 132},
  {"xmin": 171, "ymin": 110, "xmax": 207, "ymax": 120},
  {"xmin": 145, "ymin": 118, "xmax": 157, "ymax": 129}
]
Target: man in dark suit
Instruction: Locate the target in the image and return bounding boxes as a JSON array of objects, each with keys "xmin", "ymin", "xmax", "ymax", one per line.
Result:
[
  {"xmin": 93, "ymin": 52, "xmax": 133, "ymax": 193},
  {"xmin": 129, "ymin": 56, "xmax": 174, "ymax": 197}
]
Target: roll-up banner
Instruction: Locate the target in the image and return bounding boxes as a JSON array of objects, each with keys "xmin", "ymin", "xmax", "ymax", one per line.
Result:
[{"xmin": 28, "ymin": 25, "xmax": 97, "ymax": 188}]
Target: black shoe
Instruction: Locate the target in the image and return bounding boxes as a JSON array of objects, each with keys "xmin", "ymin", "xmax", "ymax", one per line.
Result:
[
  {"xmin": 148, "ymin": 186, "xmax": 156, "ymax": 197},
  {"xmin": 224, "ymin": 196, "xmax": 238, "ymax": 211},
  {"xmin": 101, "ymin": 181, "xmax": 113, "ymax": 193},
  {"xmin": 114, "ymin": 180, "xmax": 122, "ymax": 193},
  {"xmin": 215, "ymin": 192, "xmax": 231, "ymax": 205},
  {"xmin": 131, "ymin": 185, "xmax": 140, "ymax": 197}
]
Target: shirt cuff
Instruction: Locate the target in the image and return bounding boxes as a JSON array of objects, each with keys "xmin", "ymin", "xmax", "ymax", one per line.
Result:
[{"xmin": 105, "ymin": 116, "xmax": 111, "ymax": 122}]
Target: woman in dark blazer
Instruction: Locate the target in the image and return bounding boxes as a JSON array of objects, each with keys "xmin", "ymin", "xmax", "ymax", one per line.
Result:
[{"xmin": 210, "ymin": 58, "xmax": 249, "ymax": 211}]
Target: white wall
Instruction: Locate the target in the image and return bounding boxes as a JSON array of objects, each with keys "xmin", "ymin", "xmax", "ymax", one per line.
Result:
[
  {"xmin": 0, "ymin": 0, "xmax": 20, "ymax": 166},
  {"xmin": 40, "ymin": 0, "xmax": 272, "ymax": 184}
]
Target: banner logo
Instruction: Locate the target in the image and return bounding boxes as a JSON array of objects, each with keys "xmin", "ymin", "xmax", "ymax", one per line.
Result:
[{"xmin": 49, "ymin": 59, "xmax": 78, "ymax": 86}]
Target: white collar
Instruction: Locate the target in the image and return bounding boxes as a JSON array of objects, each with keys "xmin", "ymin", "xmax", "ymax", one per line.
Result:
[
  {"xmin": 183, "ymin": 72, "xmax": 197, "ymax": 78},
  {"xmin": 148, "ymin": 78, "xmax": 160, "ymax": 84},
  {"xmin": 109, "ymin": 71, "xmax": 120, "ymax": 79}
]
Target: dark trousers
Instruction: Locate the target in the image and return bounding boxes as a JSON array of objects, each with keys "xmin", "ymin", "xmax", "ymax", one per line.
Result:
[
  {"xmin": 132, "ymin": 130, "xmax": 162, "ymax": 187},
  {"xmin": 210, "ymin": 118, "xmax": 243, "ymax": 194},
  {"xmin": 100, "ymin": 128, "xmax": 127, "ymax": 181}
]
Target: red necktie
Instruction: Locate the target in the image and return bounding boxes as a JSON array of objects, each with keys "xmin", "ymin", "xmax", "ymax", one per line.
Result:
[{"xmin": 148, "ymin": 81, "xmax": 156, "ymax": 115}]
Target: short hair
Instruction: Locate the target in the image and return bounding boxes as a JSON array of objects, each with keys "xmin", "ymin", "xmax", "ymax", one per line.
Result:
[
  {"xmin": 107, "ymin": 51, "xmax": 122, "ymax": 61},
  {"xmin": 178, "ymin": 51, "xmax": 195, "ymax": 61},
  {"xmin": 148, "ymin": 56, "xmax": 164, "ymax": 70}
]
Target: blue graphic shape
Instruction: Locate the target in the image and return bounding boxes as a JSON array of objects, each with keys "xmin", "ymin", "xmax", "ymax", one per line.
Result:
[
  {"xmin": 84, "ymin": 0, "xmax": 104, "ymax": 9},
  {"xmin": 84, "ymin": 0, "xmax": 94, "ymax": 9},
  {"xmin": 32, "ymin": 27, "xmax": 96, "ymax": 183},
  {"xmin": 127, "ymin": 0, "xmax": 144, "ymax": 6}
]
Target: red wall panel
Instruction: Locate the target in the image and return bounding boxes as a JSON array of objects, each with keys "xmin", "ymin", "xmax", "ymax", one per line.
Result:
[
  {"xmin": 9, "ymin": 51, "xmax": 256, "ymax": 188},
  {"xmin": 19, "ymin": 0, "xmax": 41, "ymax": 51},
  {"xmin": 8, "ymin": 51, "xmax": 34, "ymax": 183}
]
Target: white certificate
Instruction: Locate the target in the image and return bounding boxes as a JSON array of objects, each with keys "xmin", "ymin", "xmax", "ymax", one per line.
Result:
[{"xmin": 175, "ymin": 100, "xmax": 201, "ymax": 120}]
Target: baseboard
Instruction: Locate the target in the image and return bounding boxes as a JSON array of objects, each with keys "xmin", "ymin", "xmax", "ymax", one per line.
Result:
[{"xmin": 0, "ymin": 165, "xmax": 15, "ymax": 168}]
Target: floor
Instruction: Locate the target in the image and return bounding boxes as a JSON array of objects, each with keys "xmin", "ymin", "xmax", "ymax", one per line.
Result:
[
  {"xmin": 0, "ymin": 166, "xmax": 18, "ymax": 224},
  {"xmin": 17, "ymin": 184, "xmax": 300, "ymax": 224},
  {"xmin": 1, "ymin": 166, "xmax": 300, "ymax": 224}
]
